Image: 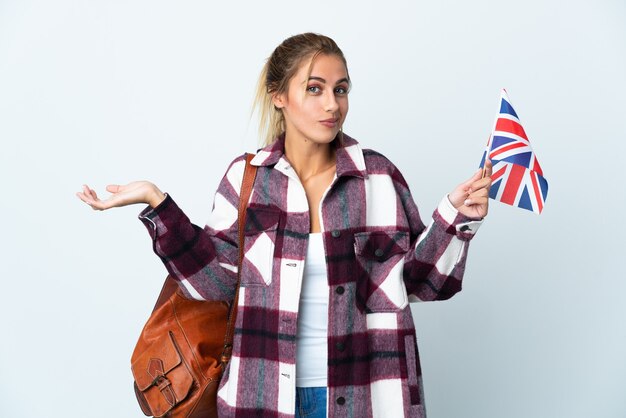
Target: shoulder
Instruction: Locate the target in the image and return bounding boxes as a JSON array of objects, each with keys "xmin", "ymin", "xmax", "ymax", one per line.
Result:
[
  {"xmin": 362, "ymin": 147, "xmax": 394, "ymax": 168},
  {"xmin": 216, "ymin": 153, "xmax": 250, "ymax": 194},
  {"xmin": 343, "ymin": 133, "xmax": 397, "ymax": 172},
  {"xmin": 341, "ymin": 133, "xmax": 407, "ymax": 186},
  {"xmin": 361, "ymin": 147, "xmax": 410, "ymax": 189},
  {"xmin": 223, "ymin": 153, "xmax": 249, "ymax": 178}
]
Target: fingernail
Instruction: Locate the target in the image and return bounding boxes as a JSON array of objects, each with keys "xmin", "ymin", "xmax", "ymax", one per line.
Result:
[{"xmin": 464, "ymin": 199, "xmax": 472, "ymax": 206}]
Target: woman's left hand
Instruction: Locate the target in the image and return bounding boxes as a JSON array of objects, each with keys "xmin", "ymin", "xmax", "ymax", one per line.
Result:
[{"xmin": 448, "ymin": 160, "xmax": 493, "ymax": 219}]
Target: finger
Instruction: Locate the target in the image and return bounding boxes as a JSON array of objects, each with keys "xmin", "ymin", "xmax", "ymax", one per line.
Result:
[
  {"xmin": 106, "ymin": 184, "xmax": 121, "ymax": 194},
  {"xmin": 80, "ymin": 186, "xmax": 96, "ymax": 203},
  {"xmin": 83, "ymin": 185, "xmax": 99, "ymax": 201},
  {"xmin": 89, "ymin": 194, "xmax": 120, "ymax": 210},
  {"xmin": 464, "ymin": 196, "xmax": 489, "ymax": 206},
  {"xmin": 478, "ymin": 161, "xmax": 493, "ymax": 180},
  {"xmin": 468, "ymin": 188, "xmax": 489, "ymax": 200},
  {"xmin": 467, "ymin": 180, "xmax": 490, "ymax": 196},
  {"xmin": 91, "ymin": 199, "xmax": 112, "ymax": 210},
  {"xmin": 469, "ymin": 177, "xmax": 492, "ymax": 192},
  {"xmin": 77, "ymin": 191, "xmax": 104, "ymax": 211},
  {"xmin": 76, "ymin": 191, "xmax": 91, "ymax": 204},
  {"xmin": 485, "ymin": 159, "xmax": 493, "ymax": 177},
  {"xmin": 462, "ymin": 168, "xmax": 483, "ymax": 189}
]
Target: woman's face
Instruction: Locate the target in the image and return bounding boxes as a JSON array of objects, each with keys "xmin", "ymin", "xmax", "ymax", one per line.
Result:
[{"xmin": 274, "ymin": 54, "xmax": 350, "ymax": 146}]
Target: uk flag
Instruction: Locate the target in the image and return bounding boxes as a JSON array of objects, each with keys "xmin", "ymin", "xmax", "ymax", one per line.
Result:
[{"xmin": 479, "ymin": 89, "xmax": 548, "ymax": 214}]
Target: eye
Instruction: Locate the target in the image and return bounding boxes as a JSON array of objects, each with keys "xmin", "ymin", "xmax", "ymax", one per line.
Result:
[
  {"xmin": 335, "ymin": 86, "xmax": 349, "ymax": 95},
  {"xmin": 306, "ymin": 85, "xmax": 322, "ymax": 94}
]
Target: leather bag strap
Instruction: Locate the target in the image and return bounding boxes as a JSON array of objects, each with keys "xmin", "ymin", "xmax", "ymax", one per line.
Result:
[{"xmin": 221, "ymin": 153, "xmax": 257, "ymax": 365}]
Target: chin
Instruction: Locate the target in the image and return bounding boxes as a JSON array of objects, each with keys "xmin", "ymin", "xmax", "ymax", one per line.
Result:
[{"xmin": 312, "ymin": 130, "xmax": 341, "ymax": 144}]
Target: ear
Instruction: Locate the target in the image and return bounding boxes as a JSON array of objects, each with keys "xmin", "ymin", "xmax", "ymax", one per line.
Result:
[{"xmin": 272, "ymin": 92, "xmax": 286, "ymax": 109}]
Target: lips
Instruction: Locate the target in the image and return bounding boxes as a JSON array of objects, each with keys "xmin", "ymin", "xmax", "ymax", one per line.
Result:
[{"xmin": 320, "ymin": 118, "xmax": 338, "ymax": 128}]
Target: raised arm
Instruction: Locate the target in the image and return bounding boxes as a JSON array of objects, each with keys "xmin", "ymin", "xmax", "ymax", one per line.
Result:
[
  {"xmin": 400, "ymin": 161, "xmax": 492, "ymax": 302},
  {"xmin": 76, "ymin": 155, "xmax": 248, "ymax": 301}
]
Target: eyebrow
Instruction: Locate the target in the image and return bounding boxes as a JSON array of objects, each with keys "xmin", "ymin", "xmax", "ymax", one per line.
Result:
[{"xmin": 308, "ymin": 76, "xmax": 350, "ymax": 85}]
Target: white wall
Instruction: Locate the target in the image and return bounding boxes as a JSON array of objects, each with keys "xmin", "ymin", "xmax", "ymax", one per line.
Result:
[{"xmin": 1, "ymin": 1, "xmax": 624, "ymax": 417}]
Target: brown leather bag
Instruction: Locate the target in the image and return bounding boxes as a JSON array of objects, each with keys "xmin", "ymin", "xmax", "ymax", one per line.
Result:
[{"xmin": 131, "ymin": 154, "xmax": 257, "ymax": 418}]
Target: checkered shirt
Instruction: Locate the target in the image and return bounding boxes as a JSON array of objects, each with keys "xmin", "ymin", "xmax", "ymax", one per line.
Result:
[{"xmin": 138, "ymin": 133, "xmax": 483, "ymax": 418}]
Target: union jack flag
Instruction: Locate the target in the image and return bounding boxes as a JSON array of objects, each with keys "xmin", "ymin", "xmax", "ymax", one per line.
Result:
[{"xmin": 479, "ymin": 89, "xmax": 548, "ymax": 214}]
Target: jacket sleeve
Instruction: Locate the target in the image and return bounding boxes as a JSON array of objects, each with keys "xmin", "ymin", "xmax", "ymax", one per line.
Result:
[
  {"xmin": 137, "ymin": 155, "xmax": 247, "ymax": 301},
  {"xmin": 395, "ymin": 167, "xmax": 484, "ymax": 302}
]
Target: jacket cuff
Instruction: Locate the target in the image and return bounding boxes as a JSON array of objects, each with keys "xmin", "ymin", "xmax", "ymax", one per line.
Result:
[
  {"xmin": 435, "ymin": 195, "xmax": 483, "ymax": 241},
  {"xmin": 137, "ymin": 193, "xmax": 179, "ymax": 239}
]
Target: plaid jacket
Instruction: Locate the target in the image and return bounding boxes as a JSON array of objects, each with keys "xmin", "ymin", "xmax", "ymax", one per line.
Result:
[{"xmin": 138, "ymin": 134, "xmax": 483, "ymax": 418}]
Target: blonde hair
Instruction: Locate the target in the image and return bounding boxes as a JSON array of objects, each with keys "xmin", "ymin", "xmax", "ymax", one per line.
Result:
[{"xmin": 253, "ymin": 33, "xmax": 350, "ymax": 146}]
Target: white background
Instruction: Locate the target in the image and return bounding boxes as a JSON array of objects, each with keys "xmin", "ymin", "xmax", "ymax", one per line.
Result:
[{"xmin": 1, "ymin": 1, "xmax": 625, "ymax": 417}]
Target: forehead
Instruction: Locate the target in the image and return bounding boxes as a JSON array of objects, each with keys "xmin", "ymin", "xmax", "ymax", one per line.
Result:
[{"xmin": 295, "ymin": 54, "xmax": 348, "ymax": 81}]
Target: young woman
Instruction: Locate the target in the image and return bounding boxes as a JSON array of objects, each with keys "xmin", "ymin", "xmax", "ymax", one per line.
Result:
[{"xmin": 77, "ymin": 33, "xmax": 492, "ymax": 418}]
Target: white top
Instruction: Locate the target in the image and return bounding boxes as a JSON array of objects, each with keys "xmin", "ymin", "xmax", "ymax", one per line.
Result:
[{"xmin": 295, "ymin": 232, "xmax": 329, "ymax": 387}]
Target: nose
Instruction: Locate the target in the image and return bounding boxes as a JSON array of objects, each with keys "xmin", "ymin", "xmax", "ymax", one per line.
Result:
[{"xmin": 324, "ymin": 90, "xmax": 339, "ymax": 113}]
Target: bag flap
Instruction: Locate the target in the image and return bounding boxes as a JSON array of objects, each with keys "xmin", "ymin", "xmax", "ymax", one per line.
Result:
[{"xmin": 131, "ymin": 331, "xmax": 185, "ymax": 391}]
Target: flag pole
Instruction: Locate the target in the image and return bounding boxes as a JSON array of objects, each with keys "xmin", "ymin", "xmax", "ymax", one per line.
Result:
[
  {"xmin": 481, "ymin": 133, "xmax": 492, "ymax": 179},
  {"xmin": 482, "ymin": 89, "xmax": 506, "ymax": 179}
]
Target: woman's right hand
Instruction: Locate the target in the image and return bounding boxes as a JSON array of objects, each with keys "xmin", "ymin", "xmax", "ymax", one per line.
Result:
[{"xmin": 76, "ymin": 181, "xmax": 166, "ymax": 211}]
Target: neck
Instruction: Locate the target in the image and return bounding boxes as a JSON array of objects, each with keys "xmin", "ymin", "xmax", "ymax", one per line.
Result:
[{"xmin": 284, "ymin": 134, "xmax": 337, "ymax": 182}]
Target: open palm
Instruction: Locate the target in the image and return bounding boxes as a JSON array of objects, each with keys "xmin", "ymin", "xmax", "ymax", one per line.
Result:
[{"xmin": 76, "ymin": 181, "xmax": 165, "ymax": 211}]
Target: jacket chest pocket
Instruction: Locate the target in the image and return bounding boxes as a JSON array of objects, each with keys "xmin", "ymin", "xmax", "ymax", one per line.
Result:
[
  {"xmin": 240, "ymin": 205, "xmax": 280, "ymax": 287},
  {"xmin": 354, "ymin": 230, "xmax": 410, "ymax": 312}
]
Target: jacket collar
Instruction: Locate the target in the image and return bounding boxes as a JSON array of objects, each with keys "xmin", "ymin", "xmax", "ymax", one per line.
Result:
[{"xmin": 250, "ymin": 132, "xmax": 368, "ymax": 179}]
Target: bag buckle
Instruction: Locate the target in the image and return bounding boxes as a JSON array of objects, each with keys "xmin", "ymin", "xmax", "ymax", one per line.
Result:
[{"xmin": 147, "ymin": 358, "xmax": 177, "ymax": 406}]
